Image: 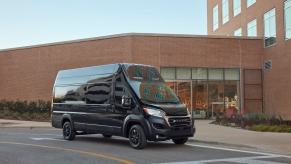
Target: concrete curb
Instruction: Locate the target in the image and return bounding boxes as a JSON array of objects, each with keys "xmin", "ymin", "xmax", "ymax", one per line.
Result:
[{"xmin": 0, "ymin": 119, "xmax": 51, "ymax": 128}]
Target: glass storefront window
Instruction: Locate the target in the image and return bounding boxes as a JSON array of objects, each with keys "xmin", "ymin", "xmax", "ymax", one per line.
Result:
[
  {"xmin": 160, "ymin": 68, "xmax": 175, "ymax": 80},
  {"xmin": 224, "ymin": 81, "xmax": 240, "ymax": 112},
  {"xmin": 176, "ymin": 68, "xmax": 191, "ymax": 80},
  {"xmin": 208, "ymin": 68, "xmax": 223, "ymax": 80},
  {"xmin": 224, "ymin": 68, "xmax": 240, "ymax": 80},
  {"xmin": 166, "ymin": 82, "xmax": 177, "ymax": 93},
  {"xmin": 208, "ymin": 81, "xmax": 224, "ymax": 117},
  {"xmin": 192, "ymin": 81, "xmax": 208, "ymax": 110},
  {"xmin": 162, "ymin": 67, "xmax": 241, "ymax": 119},
  {"xmin": 192, "ymin": 68, "xmax": 207, "ymax": 80},
  {"xmin": 177, "ymin": 82, "xmax": 191, "ymax": 111}
]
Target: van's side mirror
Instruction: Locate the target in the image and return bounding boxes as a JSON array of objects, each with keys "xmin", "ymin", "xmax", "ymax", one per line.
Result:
[{"xmin": 122, "ymin": 95, "xmax": 132, "ymax": 107}]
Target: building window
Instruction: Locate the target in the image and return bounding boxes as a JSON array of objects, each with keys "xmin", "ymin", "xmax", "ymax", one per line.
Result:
[
  {"xmin": 162, "ymin": 67, "xmax": 240, "ymax": 118},
  {"xmin": 234, "ymin": 28, "xmax": 242, "ymax": 36},
  {"xmin": 247, "ymin": 0, "xmax": 256, "ymax": 8},
  {"xmin": 160, "ymin": 67, "xmax": 175, "ymax": 80},
  {"xmin": 176, "ymin": 68, "xmax": 191, "ymax": 80},
  {"xmin": 247, "ymin": 19, "xmax": 257, "ymax": 37},
  {"xmin": 233, "ymin": 0, "xmax": 241, "ymax": 16},
  {"xmin": 192, "ymin": 68, "xmax": 208, "ymax": 80},
  {"xmin": 222, "ymin": 0, "xmax": 229, "ymax": 24},
  {"xmin": 285, "ymin": 0, "xmax": 291, "ymax": 40},
  {"xmin": 208, "ymin": 68, "xmax": 223, "ymax": 80},
  {"xmin": 264, "ymin": 8, "xmax": 276, "ymax": 47},
  {"xmin": 213, "ymin": 5, "xmax": 219, "ymax": 31}
]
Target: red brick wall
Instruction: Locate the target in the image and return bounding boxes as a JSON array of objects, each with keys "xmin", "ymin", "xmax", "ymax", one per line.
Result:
[
  {"xmin": 207, "ymin": 0, "xmax": 291, "ymax": 119},
  {"xmin": 0, "ymin": 34, "xmax": 265, "ymax": 116}
]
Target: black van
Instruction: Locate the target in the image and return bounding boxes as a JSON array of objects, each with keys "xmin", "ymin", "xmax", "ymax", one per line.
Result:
[{"xmin": 52, "ymin": 63, "xmax": 195, "ymax": 149}]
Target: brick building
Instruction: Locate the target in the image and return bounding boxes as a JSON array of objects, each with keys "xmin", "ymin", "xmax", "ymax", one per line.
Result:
[
  {"xmin": 0, "ymin": 33, "xmax": 266, "ymax": 119},
  {"xmin": 208, "ymin": 0, "xmax": 291, "ymax": 120},
  {"xmin": 0, "ymin": 1, "xmax": 290, "ymax": 120}
]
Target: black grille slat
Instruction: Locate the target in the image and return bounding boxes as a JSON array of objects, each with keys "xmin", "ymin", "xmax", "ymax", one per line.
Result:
[{"xmin": 168, "ymin": 117, "xmax": 191, "ymax": 127}]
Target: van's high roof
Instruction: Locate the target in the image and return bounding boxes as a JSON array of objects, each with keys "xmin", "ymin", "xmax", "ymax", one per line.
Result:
[{"xmin": 56, "ymin": 63, "xmax": 155, "ymax": 79}]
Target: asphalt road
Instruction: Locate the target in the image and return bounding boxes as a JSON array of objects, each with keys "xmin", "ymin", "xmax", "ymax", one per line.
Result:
[{"xmin": 0, "ymin": 128, "xmax": 290, "ymax": 164}]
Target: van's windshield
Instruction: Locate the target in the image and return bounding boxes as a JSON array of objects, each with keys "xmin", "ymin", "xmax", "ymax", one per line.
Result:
[{"xmin": 125, "ymin": 65, "xmax": 180, "ymax": 104}]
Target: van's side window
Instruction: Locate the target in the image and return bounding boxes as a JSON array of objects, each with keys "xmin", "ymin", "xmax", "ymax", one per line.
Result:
[
  {"xmin": 54, "ymin": 85, "xmax": 86, "ymax": 104},
  {"xmin": 86, "ymin": 82, "xmax": 111, "ymax": 104}
]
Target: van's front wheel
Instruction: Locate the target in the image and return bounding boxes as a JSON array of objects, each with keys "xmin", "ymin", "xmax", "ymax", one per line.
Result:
[
  {"xmin": 63, "ymin": 121, "xmax": 75, "ymax": 140},
  {"xmin": 172, "ymin": 138, "xmax": 188, "ymax": 145},
  {"xmin": 128, "ymin": 125, "xmax": 147, "ymax": 149}
]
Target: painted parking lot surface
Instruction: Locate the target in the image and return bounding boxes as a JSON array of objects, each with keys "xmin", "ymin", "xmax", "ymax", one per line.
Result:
[{"xmin": 0, "ymin": 128, "xmax": 290, "ymax": 164}]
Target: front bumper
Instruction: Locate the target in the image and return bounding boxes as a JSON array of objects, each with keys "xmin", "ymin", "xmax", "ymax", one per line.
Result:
[{"xmin": 146, "ymin": 116, "xmax": 195, "ymax": 141}]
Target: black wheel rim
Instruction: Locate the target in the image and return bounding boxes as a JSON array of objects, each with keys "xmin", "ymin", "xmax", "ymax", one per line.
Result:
[
  {"xmin": 129, "ymin": 128, "xmax": 140, "ymax": 145},
  {"xmin": 63, "ymin": 124, "xmax": 71, "ymax": 137}
]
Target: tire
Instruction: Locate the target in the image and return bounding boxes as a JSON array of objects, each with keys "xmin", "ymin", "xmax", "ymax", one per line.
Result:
[
  {"xmin": 102, "ymin": 134, "xmax": 112, "ymax": 138},
  {"xmin": 172, "ymin": 137, "xmax": 188, "ymax": 145},
  {"xmin": 62, "ymin": 121, "xmax": 76, "ymax": 140},
  {"xmin": 128, "ymin": 125, "xmax": 147, "ymax": 149}
]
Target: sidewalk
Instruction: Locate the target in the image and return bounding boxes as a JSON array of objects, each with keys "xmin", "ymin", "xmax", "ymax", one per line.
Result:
[
  {"xmin": 192, "ymin": 120, "xmax": 291, "ymax": 156},
  {"xmin": 1, "ymin": 119, "xmax": 290, "ymax": 155},
  {"xmin": 0, "ymin": 119, "xmax": 50, "ymax": 128}
]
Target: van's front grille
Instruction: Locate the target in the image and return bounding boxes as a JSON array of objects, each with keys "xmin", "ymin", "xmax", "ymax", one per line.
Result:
[{"xmin": 168, "ymin": 117, "xmax": 191, "ymax": 127}]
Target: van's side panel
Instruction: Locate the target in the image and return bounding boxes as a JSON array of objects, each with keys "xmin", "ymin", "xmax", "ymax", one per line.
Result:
[{"xmin": 52, "ymin": 64, "xmax": 120, "ymax": 133}]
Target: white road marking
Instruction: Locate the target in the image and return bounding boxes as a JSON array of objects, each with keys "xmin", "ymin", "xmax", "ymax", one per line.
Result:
[
  {"xmin": 154, "ymin": 143, "xmax": 291, "ymax": 164},
  {"xmin": 30, "ymin": 137, "xmax": 66, "ymax": 142},
  {"xmin": 186, "ymin": 143, "xmax": 291, "ymax": 158},
  {"xmin": 155, "ymin": 155, "xmax": 288, "ymax": 164}
]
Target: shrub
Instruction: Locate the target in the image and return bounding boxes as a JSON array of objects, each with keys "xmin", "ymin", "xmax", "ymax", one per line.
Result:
[
  {"xmin": 0, "ymin": 100, "xmax": 51, "ymax": 121},
  {"xmin": 250, "ymin": 124, "xmax": 291, "ymax": 133},
  {"xmin": 241, "ymin": 113, "xmax": 282, "ymax": 127}
]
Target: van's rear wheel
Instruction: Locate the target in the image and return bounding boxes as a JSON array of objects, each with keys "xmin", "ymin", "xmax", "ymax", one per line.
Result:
[
  {"xmin": 172, "ymin": 138, "xmax": 188, "ymax": 145},
  {"xmin": 128, "ymin": 125, "xmax": 147, "ymax": 149},
  {"xmin": 63, "ymin": 121, "xmax": 75, "ymax": 140}
]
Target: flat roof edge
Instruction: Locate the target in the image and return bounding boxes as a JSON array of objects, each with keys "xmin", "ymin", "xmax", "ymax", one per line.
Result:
[{"xmin": 0, "ymin": 33, "xmax": 263, "ymax": 53}]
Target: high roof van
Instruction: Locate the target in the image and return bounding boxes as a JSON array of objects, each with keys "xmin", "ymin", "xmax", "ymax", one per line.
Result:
[{"xmin": 52, "ymin": 63, "xmax": 195, "ymax": 149}]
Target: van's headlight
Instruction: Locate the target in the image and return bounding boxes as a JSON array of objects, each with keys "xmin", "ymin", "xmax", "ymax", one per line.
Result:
[{"xmin": 144, "ymin": 107, "xmax": 166, "ymax": 118}]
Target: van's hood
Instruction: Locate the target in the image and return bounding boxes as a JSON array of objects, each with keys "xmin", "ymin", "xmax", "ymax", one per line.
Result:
[{"xmin": 148, "ymin": 103, "xmax": 188, "ymax": 116}]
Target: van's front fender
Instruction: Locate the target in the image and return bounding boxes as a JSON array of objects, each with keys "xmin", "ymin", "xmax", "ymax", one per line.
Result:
[{"xmin": 122, "ymin": 114, "xmax": 151, "ymax": 138}]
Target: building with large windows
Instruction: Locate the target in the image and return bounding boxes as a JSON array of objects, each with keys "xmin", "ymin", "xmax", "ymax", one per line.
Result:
[
  {"xmin": 208, "ymin": 0, "xmax": 291, "ymax": 120},
  {"xmin": 0, "ymin": 1, "xmax": 290, "ymax": 120},
  {"xmin": 0, "ymin": 33, "xmax": 265, "ymax": 119}
]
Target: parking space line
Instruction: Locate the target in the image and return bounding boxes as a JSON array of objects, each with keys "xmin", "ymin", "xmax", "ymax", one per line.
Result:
[
  {"xmin": 0, "ymin": 141, "xmax": 135, "ymax": 164},
  {"xmin": 186, "ymin": 143, "xmax": 291, "ymax": 158},
  {"xmin": 30, "ymin": 137, "xmax": 66, "ymax": 141},
  {"xmin": 154, "ymin": 155, "xmax": 286, "ymax": 164}
]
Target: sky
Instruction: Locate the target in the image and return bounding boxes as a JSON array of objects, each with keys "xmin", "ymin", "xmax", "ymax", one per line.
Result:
[{"xmin": 0, "ymin": 0, "xmax": 207, "ymax": 50}]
